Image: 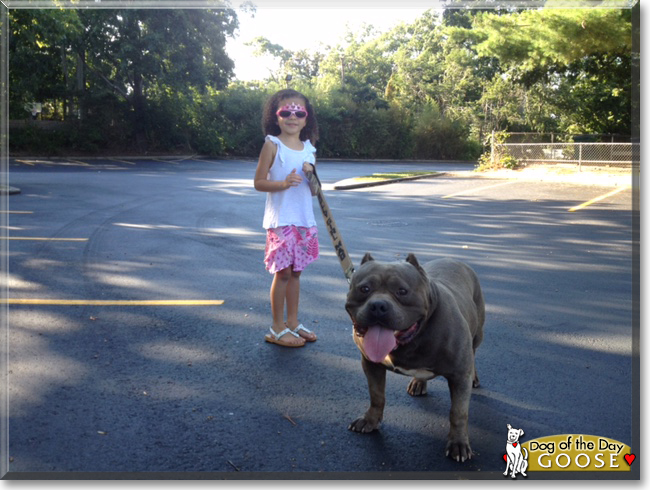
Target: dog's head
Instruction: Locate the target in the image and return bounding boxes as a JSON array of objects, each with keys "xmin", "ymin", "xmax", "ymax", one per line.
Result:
[
  {"xmin": 507, "ymin": 424, "xmax": 525, "ymax": 443},
  {"xmin": 345, "ymin": 253, "xmax": 435, "ymax": 362}
]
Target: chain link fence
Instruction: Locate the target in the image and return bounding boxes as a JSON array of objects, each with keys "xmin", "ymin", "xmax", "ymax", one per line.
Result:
[{"xmin": 495, "ymin": 142, "xmax": 640, "ymax": 169}]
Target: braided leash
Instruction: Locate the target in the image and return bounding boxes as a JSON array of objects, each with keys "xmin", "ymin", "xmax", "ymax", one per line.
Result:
[{"xmin": 305, "ymin": 166, "xmax": 355, "ymax": 283}]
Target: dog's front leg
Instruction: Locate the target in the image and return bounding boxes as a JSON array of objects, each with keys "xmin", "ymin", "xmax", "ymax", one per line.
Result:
[
  {"xmin": 348, "ymin": 356, "xmax": 386, "ymax": 433},
  {"xmin": 510, "ymin": 456, "xmax": 519, "ymax": 478},
  {"xmin": 504, "ymin": 452, "xmax": 513, "ymax": 476},
  {"xmin": 445, "ymin": 373, "xmax": 474, "ymax": 462},
  {"xmin": 513, "ymin": 455, "xmax": 524, "ymax": 478}
]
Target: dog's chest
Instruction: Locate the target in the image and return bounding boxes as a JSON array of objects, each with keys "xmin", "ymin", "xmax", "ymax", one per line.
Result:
[
  {"xmin": 383, "ymin": 358, "xmax": 436, "ymax": 380},
  {"xmin": 506, "ymin": 444, "xmax": 522, "ymax": 457}
]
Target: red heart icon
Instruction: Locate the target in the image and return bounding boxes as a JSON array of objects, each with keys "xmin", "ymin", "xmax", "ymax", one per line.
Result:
[
  {"xmin": 503, "ymin": 454, "xmax": 507, "ymax": 462},
  {"xmin": 513, "ymin": 442, "xmax": 517, "ymax": 447},
  {"xmin": 624, "ymin": 454, "xmax": 636, "ymax": 466}
]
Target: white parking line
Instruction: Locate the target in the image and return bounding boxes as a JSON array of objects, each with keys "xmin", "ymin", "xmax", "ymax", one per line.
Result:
[{"xmin": 442, "ymin": 181, "xmax": 518, "ymax": 199}]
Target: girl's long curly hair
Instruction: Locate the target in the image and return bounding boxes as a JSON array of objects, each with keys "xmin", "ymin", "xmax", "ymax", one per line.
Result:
[{"xmin": 261, "ymin": 89, "xmax": 319, "ymax": 144}]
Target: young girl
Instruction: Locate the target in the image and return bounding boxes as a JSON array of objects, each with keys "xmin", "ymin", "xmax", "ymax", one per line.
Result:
[{"xmin": 254, "ymin": 89, "xmax": 320, "ymax": 348}]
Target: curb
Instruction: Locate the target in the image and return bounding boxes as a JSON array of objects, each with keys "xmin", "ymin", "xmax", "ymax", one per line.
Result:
[{"xmin": 333, "ymin": 172, "xmax": 445, "ymax": 190}]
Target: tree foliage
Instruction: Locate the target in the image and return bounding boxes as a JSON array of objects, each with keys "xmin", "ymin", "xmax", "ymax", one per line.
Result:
[
  {"xmin": 9, "ymin": 6, "xmax": 634, "ymax": 158},
  {"xmin": 10, "ymin": 8, "xmax": 238, "ymax": 153}
]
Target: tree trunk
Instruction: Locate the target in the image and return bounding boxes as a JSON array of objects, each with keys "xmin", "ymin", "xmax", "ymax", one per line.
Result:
[
  {"xmin": 76, "ymin": 51, "xmax": 85, "ymax": 120},
  {"xmin": 61, "ymin": 44, "xmax": 69, "ymax": 120},
  {"xmin": 132, "ymin": 70, "xmax": 147, "ymax": 152}
]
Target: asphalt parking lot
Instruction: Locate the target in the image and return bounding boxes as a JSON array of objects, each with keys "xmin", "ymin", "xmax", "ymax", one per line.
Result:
[{"xmin": 3, "ymin": 157, "xmax": 638, "ymax": 479}]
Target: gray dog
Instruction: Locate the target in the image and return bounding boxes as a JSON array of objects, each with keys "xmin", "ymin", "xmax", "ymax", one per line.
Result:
[{"xmin": 345, "ymin": 253, "xmax": 485, "ymax": 462}]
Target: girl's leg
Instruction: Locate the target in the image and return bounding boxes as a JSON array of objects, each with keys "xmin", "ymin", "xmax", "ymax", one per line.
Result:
[
  {"xmin": 270, "ymin": 267, "xmax": 304, "ymax": 346},
  {"xmin": 285, "ymin": 266, "xmax": 301, "ymax": 328},
  {"xmin": 286, "ymin": 267, "xmax": 317, "ymax": 341}
]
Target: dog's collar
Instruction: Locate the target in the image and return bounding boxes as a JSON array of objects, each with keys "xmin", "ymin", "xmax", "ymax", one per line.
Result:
[
  {"xmin": 395, "ymin": 322, "xmax": 420, "ymax": 345},
  {"xmin": 507, "ymin": 441, "xmax": 520, "ymax": 447}
]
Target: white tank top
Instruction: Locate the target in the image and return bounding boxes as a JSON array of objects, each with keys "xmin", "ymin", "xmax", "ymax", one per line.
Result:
[{"xmin": 262, "ymin": 135, "xmax": 317, "ymax": 230}]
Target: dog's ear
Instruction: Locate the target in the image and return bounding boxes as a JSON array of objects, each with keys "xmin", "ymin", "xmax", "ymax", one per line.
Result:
[
  {"xmin": 405, "ymin": 253, "xmax": 420, "ymax": 269},
  {"xmin": 406, "ymin": 254, "xmax": 427, "ymax": 277},
  {"xmin": 507, "ymin": 424, "xmax": 513, "ymax": 430},
  {"xmin": 519, "ymin": 429, "xmax": 525, "ymax": 437},
  {"xmin": 361, "ymin": 253, "xmax": 374, "ymax": 264}
]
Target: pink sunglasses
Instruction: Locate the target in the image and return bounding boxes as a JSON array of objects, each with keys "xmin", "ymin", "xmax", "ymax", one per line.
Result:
[{"xmin": 276, "ymin": 103, "xmax": 308, "ymax": 119}]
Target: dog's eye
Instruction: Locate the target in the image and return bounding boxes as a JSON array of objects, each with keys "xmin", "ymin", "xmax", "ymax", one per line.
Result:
[
  {"xmin": 397, "ymin": 288, "xmax": 408, "ymax": 296},
  {"xmin": 359, "ymin": 285, "xmax": 370, "ymax": 294}
]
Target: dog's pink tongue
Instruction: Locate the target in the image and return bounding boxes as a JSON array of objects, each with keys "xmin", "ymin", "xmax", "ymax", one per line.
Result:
[{"xmin": 363, "ymin": 326, "xmax": 397, "ymax": 363}]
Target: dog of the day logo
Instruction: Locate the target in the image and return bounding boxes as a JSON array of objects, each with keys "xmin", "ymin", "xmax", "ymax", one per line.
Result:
[
  {"xmin": 503, "ymin": 424, "xmax": 528, "ymax": 478},
  {"xmin": 516, "ymin": 433, "xmax": 634, "ymax": 472}
]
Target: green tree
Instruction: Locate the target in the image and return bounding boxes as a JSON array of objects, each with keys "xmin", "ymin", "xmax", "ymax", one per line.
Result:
[
  {"xmin": 9, "ymin": 6, "xmax": 634, "ymax": 159},
  {"xmin": 9, "ymin": 9, "xmax": 83, "ymax": 119},
  {"xmin": 316, "ymin": 24, "xmax": 394, "ymax": 106},
  {"xmin": 247, "ymin": 37, "xmax": 325, "ymax": 86},
  {"xmin": 472, "ymin": 7, "xmax": 632, "ymax": 135},
  {"xmin": 76, "ymin": 9, "xmax": 238, "ymax": 150},
  {"xmin": 473, "ymin": 8, "xmax": 631, "ymax": 72}
]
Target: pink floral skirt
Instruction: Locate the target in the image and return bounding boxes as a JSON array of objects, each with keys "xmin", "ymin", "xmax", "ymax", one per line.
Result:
[{"xmin": 264, "ymin": 225, "xmax": 319, "ymax": 274}]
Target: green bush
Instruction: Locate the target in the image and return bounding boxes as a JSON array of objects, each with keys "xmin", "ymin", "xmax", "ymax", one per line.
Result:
[
  {"xmin": 412, "ymin": 102, "xmax": 472, "ymax": 160},
  {"xmin": 10, "ymin": 85, "xmax": 487, "ymax": 160},
  {"xmin": 475, "ymin": 152, "xmax": 520, "ymax": 171},
  {"xmin": 10, "ymin": 124, "xmax": 69, "ymax": 156},
  {"xmin": 475, "ymin": 131, "xmax": 520, "ymax": 170},
  {"xmin": 314, "ymin": 91, "xmax": 414, "ymax": 159}
]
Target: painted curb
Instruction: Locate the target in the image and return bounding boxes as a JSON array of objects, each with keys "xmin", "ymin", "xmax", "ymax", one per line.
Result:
[
  {"xmin": 0, "ymin": 185, "xmax": 21, "ymax": 195},
  {"xmin": 333, "ymin": 172, "xmax": 445, "ymax": 190}
]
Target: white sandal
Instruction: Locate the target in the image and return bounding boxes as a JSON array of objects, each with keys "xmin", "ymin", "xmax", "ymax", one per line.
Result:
[
  {"xmin": 292, "ymin": 324, "xmax": 317, "ymax": 342},
  {"xmin": 265, "ymin": 327, "xmax": 305, "ymax": 347}
]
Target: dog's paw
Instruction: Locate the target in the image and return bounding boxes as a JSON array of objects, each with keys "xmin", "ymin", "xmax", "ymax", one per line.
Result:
[
  {"xmin": 407, "ymin": 378, "xmax": 427, "ymax": 396},
  {"xmin": 445, "ymin": 439, "xmax": 473, "ymax": 463},
  {"xmin": 348, "ymin": 417, "xmax": 380, "ymax": 433}
]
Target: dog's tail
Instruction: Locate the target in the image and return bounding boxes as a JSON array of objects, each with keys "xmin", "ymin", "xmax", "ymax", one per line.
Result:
[{"xmin": 522, "ymin": 447, "xmax": 528, "ymax": 460}]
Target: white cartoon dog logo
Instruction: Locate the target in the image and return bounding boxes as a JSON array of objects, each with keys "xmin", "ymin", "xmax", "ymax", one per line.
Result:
[{"xmin": 504, "ymin": 423, "xmax": 528, "ymax": 478}]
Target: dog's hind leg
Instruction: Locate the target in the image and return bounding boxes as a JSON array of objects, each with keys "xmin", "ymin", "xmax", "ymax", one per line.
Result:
[
  {"xmin": 407, "ymin": 378, "xmax": 427, "ymax": 396},
  {"xmin": 445, "ymin": 373, "xmax": 474, "ymax": 462}
]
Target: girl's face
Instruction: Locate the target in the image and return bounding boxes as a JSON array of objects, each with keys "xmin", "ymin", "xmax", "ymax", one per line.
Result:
[{"xmin": 276, "ymin": 97, "xmax": 308, "ymax": 137}]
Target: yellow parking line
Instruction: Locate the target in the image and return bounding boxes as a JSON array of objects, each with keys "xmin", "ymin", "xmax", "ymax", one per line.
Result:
[
  {"xmin": 63, "ymin": 158, "xmax": 90, "ymax": 166},
  {"xmin": 8, "ymin": 237, "xmax": 88, "ymax": 241},
  {"xmin": 148, "ymin": 159, "xmax": 178, "ymax": 164},
  {"xmin": 568, "ymin": 186, "xmax": 631, "ymax": 212},
  {"xmin": 4, "ymin": 299, "xmax": 224, "ymax": 306},
  {"xmin": 442, "ymin": 181, "xmax": 517, "ymax": 199}
]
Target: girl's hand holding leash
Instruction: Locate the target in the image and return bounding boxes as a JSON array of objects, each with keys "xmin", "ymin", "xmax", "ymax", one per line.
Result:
[{"xmin": 303, "ymin": 163, "xmax": 318, "ymax": 196}]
